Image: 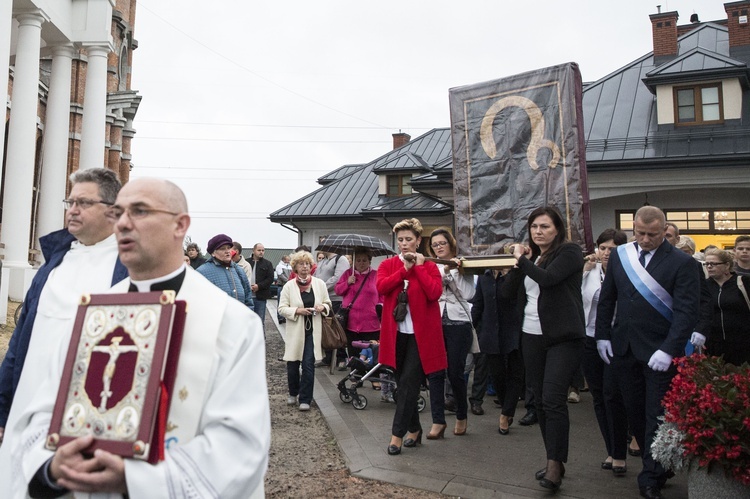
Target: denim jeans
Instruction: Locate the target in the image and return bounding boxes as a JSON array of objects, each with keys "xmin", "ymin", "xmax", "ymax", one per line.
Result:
[
  {"xmin": 428, "ymin": 321, "xmax": 472, "ymax": 422},
  {"xmin": 254, "ymin": 299, "xmax": 267, "ymax": 331},
  {"xmin": 287, "ymin": 329, "xmax": 315, "ymax": 404}
]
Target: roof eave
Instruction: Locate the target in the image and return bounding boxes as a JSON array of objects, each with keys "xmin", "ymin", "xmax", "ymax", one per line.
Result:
[
  {"xmin": 587, "ymin": 154, "xmax": 750, "ymax": 171},
  {"xmin": 642, "ymin": 67, "xmax": 750, "ymax": 93}
]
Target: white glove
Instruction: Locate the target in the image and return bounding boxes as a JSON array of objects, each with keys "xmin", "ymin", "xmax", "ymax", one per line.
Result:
[
  {"xmin": 648, "ymin": 350, "xmax": 673, "ymax": 372},
  {"xmin": 596, "ymin": 340, "xmax": 613, "ymax": 365},
  {"xmin": 690, "ymin": 332, "xmax": 706, "ymax": 347}
]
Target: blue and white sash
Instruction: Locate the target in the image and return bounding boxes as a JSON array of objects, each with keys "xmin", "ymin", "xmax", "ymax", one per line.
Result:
[{"xmin": 618, "ymin": 244, "xmax": 673, "ymax": 322}]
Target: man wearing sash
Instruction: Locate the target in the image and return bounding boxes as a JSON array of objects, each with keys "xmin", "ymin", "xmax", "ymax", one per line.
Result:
[
  {"xmin": 595, "ymin": 206, "xmax": 700, "ymax": 499},
  {"xmin": 11, "ymin": 178, "xmax": 270, "ymax": 498}
]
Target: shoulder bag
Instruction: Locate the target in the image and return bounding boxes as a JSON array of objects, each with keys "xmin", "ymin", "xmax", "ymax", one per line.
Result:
[
  {"xmin": 447, "ymin": 277, "xmax": 481, "ymax": 354},
  {"xmin": 321, "ymin": 314, "xmax": 347, "ymax": 350}
]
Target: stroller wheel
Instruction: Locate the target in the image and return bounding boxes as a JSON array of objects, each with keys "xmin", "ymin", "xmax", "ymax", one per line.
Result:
[
  {"xmin": 352, "ymin": 394, "xmax": 368, "ymax": 410},
  {"xmin": 339, "ymin": 391, "xmax": 353, "ymax": 404},
  {"xmin": 417, "ymin": 395, "xmax": 426, "ymax": 413}
]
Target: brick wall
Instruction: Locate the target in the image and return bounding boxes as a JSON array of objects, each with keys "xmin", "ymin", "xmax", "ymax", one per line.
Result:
[
  {"xmin": 725, "ymin": 1, "xmax": 750, "ymax": 47},
  {"xmin": 650, "ymin": 11, "xmax": 679, "ymax": 58},
  {"xmin": 392, "ymin": 132, "xmax": 411, "ymax": 150}
]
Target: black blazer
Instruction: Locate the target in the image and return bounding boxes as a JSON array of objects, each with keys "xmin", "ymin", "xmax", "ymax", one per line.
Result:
[
  {"xmin": 501, "ymin": 242, "xmax": 585, "ymax": 344},
  {"xmin": 595, "ymin": 240, "xmax": 701, "ymax": 362}
]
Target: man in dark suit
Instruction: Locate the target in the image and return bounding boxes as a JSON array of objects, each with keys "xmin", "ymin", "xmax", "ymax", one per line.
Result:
[{"xmin": 595, "ymin": 206, "xmax": 700, "ymax": 499}]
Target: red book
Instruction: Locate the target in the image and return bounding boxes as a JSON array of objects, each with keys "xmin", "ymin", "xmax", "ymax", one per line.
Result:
[{"xmin": 46, "ymin": 291, "xmax": 186, "ymax": 464}]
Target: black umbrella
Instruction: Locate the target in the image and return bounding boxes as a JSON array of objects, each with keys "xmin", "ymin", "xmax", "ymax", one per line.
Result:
[{"xmin": 315, "ymin": 234, "xmax": 395, "ymax": 257}]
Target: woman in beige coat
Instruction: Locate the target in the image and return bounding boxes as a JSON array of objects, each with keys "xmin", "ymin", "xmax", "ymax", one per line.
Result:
[{"xmin": 278, "ymin": 250, "xmax": 332, "ymax": 411}]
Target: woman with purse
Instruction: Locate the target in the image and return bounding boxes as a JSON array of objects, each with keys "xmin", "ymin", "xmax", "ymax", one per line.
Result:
[
  {"xmin": 334, "ymin": 247, "xmax": 383, "ymax": 360},
  {"xmin": 426, "ymin": 228, "xmax": 475, "ymax": 438},
  {"xmin": 377, "ymin": 218, "xmax": 446, "ymax": 456},
  {"xmin": 278, "ymin": 250, "xmax": 332, "ymax": 412}
]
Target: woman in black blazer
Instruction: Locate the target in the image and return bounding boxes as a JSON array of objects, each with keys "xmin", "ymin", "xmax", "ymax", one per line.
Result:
[{"xmin": 502, "ymin": 206, "xmax": 585, "ymax": 492}]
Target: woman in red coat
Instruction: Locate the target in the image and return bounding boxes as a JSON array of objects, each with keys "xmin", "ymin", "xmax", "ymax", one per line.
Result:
[{"xmin": 377, "ymin": 218, "xmax": 446, "ymax": 455}]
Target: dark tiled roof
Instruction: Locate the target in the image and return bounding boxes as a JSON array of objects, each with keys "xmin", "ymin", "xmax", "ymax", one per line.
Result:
[
  {"xmin": 371, "ymin": 128, "xmax": 452, "ymax": 173},
  {"xmin": 270, "ymin": 163, "xmax": 377, "ymax": 220},
  {"xmin": 270, "ymin": 129, "xmax": 452, "ymax": 221},
  {"xmin": 361, "ymin": 193, "xmax": 453, "ymax": 215},
  {"xmin": 317, "ymin": 164, "xmax": 364, "ymax": 184},
  {"xmin": 583, "ymin": 21, "xmax": 750, "ymax": 165}
]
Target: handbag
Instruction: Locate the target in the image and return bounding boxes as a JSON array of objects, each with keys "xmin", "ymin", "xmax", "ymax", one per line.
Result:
[
  {"xmin": 393, "ymin": 280, "xmax": 409, "ymax": 322},
  {"xmin": 336, "ymin": 272, "xmax": 371, "ymax": 330},
  {"xmin": 321, "ymin": 314, "xmax": 347, "ymax": 350}
]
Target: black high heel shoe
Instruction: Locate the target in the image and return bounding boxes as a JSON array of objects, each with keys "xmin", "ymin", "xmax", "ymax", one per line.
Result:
[
  {"xmin": 534, "ymin": 463, "xmax": 565, "ymax": 480},
  {"xmin": 538, "ymin": 461, "xmax": 565, "ymax": 490},
  {"xmin": 498, "ymin": 415, "xmax": 512, "ymax": 435},
  {"xmin": 403, "ymin": 430, "xmax": 422, "ymax": 448},
  {"xmin": 387, "ymin": 436, "xmax": 402, "ymax": 455},
  {"xmin": 539, "ymin": 477, "xmax": 561, "ymax": 491}
]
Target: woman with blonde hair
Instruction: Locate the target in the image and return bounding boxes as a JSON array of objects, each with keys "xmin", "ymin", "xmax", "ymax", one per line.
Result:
[
  {"xmin": 278, "ymin": 250, "xmax": 332, "ymax": 411},
  {"xmin": 377, "ymin": 218, "xmax": 446, "ymax": 455},
  {"xmin": 703, "ymin": 248, "xmax": 750, "ymax": 365}
]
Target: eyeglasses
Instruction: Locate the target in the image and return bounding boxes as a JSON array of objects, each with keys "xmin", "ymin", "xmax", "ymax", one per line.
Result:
[
  {"xmin": 63, "ymin": 198, "xmax": 113, "ymax": 210},
  {"xmin": 431, "ymin": 241, "xmax": 449, "ymax": 248},
  {"xmin": 703, "ymin": 262, "xmax": 727, "ymax": 267},
  {"xmin": 106, "ymin": 205, "xmax": 180, "ymax": 221}
]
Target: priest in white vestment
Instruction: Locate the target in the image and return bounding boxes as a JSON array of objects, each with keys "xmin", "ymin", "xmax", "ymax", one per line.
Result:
[{"xmin": 11, "ymin": 178, "xmax": 270, "ymax": 498}]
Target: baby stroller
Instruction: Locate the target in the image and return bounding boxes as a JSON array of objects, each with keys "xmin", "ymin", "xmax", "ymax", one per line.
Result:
[{"xmin": 336, "ymin": 340, "xmax": 427, "ymax": 411}]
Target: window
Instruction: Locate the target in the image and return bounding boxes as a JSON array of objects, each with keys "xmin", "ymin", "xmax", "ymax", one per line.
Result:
[
  {"xmin": 386, "ymin": 174, "xmax": 412, "ymax": 196},
  {"xmin": 674, "ymin": 84, "xmax": 723, "ymax": 125},
  {"xmin": 616, "ymin": 208, "xmax": 750, "ymax": 233},
  {"xmin": 617, "ymin": 211, "xmax": 634, "ymax": 231}
]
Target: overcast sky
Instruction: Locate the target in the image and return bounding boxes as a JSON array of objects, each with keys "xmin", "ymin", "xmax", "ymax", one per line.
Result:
[{"xmin": 129, "ymin": 0, "xmax": 728, "ymax": 252}]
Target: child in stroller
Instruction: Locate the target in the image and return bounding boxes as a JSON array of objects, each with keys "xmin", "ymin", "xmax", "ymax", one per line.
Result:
[{"xmin": 336, "ymin": 340, "xmax": 426, "ymax": 411}]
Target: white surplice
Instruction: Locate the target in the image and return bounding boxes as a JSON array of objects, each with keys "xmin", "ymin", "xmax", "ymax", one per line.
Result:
[
  {"xmin": 10, "ymin": 267, "xmax": 270, "ymax": 498},
  {"xmin": 0, "ymin": 235, "xmax": 120, "ymax": 495}
]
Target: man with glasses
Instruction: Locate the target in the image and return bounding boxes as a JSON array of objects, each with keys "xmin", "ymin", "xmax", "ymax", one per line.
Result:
[
  {"xmin": 0, "ymin": 168, "xmax": 128, "ymax": 488},
  {"xmin": 12, "ymin": 178, "xmax": 269, "ymax": 497}
]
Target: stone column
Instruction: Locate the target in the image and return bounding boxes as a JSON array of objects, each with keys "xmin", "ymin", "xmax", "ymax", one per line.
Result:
[
  {"xmin": 79, "ymin": 44, "xmax": 111, "ymax": 170},
  {"xmin": 0, "ymin": 0, "xmax": 13, "ymax": 187},
  {"xmin": 36, "ymin": 44, "xmax": 75, "ymax": 245},
  {"xmin": 1, "ymin": 10, "xmax": 47, "ymax": 300}
]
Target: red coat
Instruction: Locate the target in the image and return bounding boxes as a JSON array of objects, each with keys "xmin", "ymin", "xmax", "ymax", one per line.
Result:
[{"xmin": 376, "ymin": 255, "xmax": 447, "ymax": 375}]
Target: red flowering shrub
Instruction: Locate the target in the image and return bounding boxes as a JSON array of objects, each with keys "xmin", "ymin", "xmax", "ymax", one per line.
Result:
[{"xmin": 662, "ymin": 354, "xmax": 750, "ymax": 485}]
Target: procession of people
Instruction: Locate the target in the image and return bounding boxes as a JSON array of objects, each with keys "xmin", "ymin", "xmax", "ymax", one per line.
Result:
[{"xmin": 0, "ymin": 170, "xmax": 745, "ymax": 498}]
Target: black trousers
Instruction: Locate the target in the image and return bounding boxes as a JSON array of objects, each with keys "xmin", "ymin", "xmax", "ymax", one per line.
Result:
[
  {"xmin": 469, "ymin": 351, "xmax": 523, "ymax": 418},
  {"xmin": 522, "ymin": 333, "xmax": 583, "ymax": 463},
  {"xmin": 611, "ymin": 348, "xmax": 676, "ymax": 488},
  {"xmin": 391, "ymin": 333, "xmax": 423, "ymax": 437},
  {"xmin": 581, "ymin": 337, "xmax": 628, "ymax": 460}
]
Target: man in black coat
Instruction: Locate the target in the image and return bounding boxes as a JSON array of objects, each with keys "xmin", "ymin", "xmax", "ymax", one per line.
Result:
[
  {"xmin": 249, "ymin": 243, "xmax": 275, "ymax": 332},
  {"xmin": 595, "ymin": 206, "xmax": 700, "ymax": 499}
]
